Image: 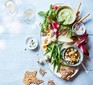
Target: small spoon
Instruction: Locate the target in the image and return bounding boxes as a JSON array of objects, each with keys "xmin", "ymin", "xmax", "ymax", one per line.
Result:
[{"xmin": 81, "ymin": 63, "xmax": 89, "ymax": 73}]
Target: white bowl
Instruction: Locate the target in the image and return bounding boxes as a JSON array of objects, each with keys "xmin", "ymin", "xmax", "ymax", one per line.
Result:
[
  {"xmin": 62, "ymin": 46, "xmax": 84, "ymax": 66},
  {"xmin": 57, "ymin": 5, "xmax": 76, "ymax": 25},
  {"xmin": 72, "ymin": 22, "xmax": 86, "ymax": 35},
  {"xmin": 26, "ymin": 37, "xmax": 38, "ymax": 50}
]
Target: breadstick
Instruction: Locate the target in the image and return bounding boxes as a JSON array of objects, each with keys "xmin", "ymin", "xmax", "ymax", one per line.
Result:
[
  {"xmin": 76, "ymin": 2, "xmax": 81, "ymax": 16},
  {"xmin": 78, "ymin": 13, "xmax": 90, "ymax": 22}
]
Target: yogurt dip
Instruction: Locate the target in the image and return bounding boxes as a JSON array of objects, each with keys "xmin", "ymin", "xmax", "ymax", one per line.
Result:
[{"xmin": 26, "ymin": 37, "xmax": 38, "ymax": 49}]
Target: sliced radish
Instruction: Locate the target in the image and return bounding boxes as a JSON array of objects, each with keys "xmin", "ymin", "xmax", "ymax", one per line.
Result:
[
  {"xmin": 53, "ymin": 21, "xmax": 59, "ymax": 28},
  {"xmin": 53, "ymin": 5, "xmax": 58, "ymax": 10}
]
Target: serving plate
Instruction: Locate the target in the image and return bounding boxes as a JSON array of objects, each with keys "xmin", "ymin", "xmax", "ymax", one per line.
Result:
[
  {"xmin": 40, "ymin": 3, "xmax": 79, "ymax": 80},
  {"xmin": 39, "ymin": 3, "xmax": 89, "ymax": 80}
]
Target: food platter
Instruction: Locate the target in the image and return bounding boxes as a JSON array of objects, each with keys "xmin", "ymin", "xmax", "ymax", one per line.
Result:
[{"xmin": 39, "ymin": 3, "xmax": 89, "ymax": 80}]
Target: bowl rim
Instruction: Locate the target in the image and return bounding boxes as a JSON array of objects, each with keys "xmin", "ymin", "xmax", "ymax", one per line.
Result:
[
  {"xmin": 62, "ymin": 46, "xmax": 84, "ymax": 66},
  {"xmin": 26, "ymin": 37, "xmax": 38, "ymax": 50},
  {"xmin": 57, "ymin": 5, "xmax": 76, "ymax": 25},
  {"xmin": 72, "ymin": 22, "xmax": 86, "ymax": 35}
]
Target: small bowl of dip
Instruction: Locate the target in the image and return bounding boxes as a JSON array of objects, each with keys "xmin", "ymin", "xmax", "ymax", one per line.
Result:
[
  {"xmin": 72, "ymin": 22, "xmax": 86, "ymax": 35},
  {"xmin": 26, "ymin": 37, "xmax": 38, "ymax": 50},
  {"xmin": 57, "ymin": 5, "xmax": 76, "ymax": 25},
  {"xmin": 62, "ymin": 46, "xmax": 83, "ymax": 66}
]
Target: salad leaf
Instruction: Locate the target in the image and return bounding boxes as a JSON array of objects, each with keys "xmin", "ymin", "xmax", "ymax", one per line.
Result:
[
  {"xmin": 41, "ymin": 28, "xmax": 45, "ymax": 32},
  {"xmin": 69, "ymin": 29, "xmax": 75, "ymax": 37},
  {"xmin": 78, "ymin": 43, "xmax": 89, "ymax": 56},
  {"xmin": 60, "ymin": 25, "xmax": 75, "ymax": 37},
  {"xmin": 61, "ymin": 25, "xmax": 69, "ymax": 30},
  {"xmin": 48, "ymin": 9, "xmax": 57, "ymax": 20},
  {"xmin": 39, "ymin": 4, "xmax": 58, "ymax": 33},
  {"xmin": 57, "ymin": 42, "xmax": 64, "ymax": 50},
  {"xmin": 50, "ymin": 4, "xmax": 53, "ymax": 9},
  {"xmin": 58, "ymin": 19, "xmax": 65, "ymax": 25},
  {"xmin": 40, "ymin": 21, "xmax": 49, "ymax": 32},
  {"xmin": 38, "ymin": 11, "xmax": 46, "ymax": 17}
]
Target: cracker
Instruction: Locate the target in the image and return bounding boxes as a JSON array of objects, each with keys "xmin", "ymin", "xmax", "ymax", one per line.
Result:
[
  {"xmin": 47, "ymin": 80, "xmax": 55, "ymax": 85},
  {"xmin": 39, "ymin": 68, "xmax": 47, "ymax": 76},
  {"xmin": 23, "ymin": 71, "xmax": 44, "ymax": 85}
]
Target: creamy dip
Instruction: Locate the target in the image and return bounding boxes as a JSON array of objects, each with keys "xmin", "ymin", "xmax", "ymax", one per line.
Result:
[
  {"xmin": 58, "ymin": 7, "xmax": 75, "ymax": 25},
  {"xmin": 26, "ymin": 37, "xmax": 38, "ymax": 49}
]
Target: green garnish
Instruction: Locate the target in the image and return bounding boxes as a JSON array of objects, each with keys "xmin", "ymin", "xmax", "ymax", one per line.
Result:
[
  {"xmin": 38, "ymin": 11, "xmax": 46, "ymax": 17},
  {"xmin": 38, "ymin": 4, "xmax": 58, "ymax": 32},
  {"xmin": 45, "ymin": 42, "xmax": 64, "ymax": 72}
]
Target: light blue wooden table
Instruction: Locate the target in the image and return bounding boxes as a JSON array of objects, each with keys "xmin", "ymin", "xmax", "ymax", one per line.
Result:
[{"xmin": 0, "ymin": 0, "xmax": 93, "ymax": 85}]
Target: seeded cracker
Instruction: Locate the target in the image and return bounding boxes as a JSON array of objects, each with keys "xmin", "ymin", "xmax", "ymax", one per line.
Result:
[
  {"xmin": 47, "ymin": 80, "xmax": 55, "ymax": 85},
  {"xmin": 23, "ymin": 71, "xmax": 44, "ymax": 85},
  {"xmin": 39, "ymin": 68, "xmax": 47, "ymax": 76}
]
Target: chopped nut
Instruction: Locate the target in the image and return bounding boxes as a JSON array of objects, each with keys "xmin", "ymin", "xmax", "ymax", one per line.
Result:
[
  {"xmin": 39, "ymin": 68, "xmax": 47, "ymax": 76},
  {"xmin": 47, "ymin": 80, "xmax": 55, "ymax": 85},
  {"xmin": 37, "ymin": 59, "xmax": 44, "ymax": 65},
  {"xmin": 44, "ymin": 57, "xmax": 49, "ymax": 62}
]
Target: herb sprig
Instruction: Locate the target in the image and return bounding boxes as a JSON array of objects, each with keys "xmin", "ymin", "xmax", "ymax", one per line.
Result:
[{"xmin": 38, "ymin": 4, "xmax": 58, "ymax": 32}]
